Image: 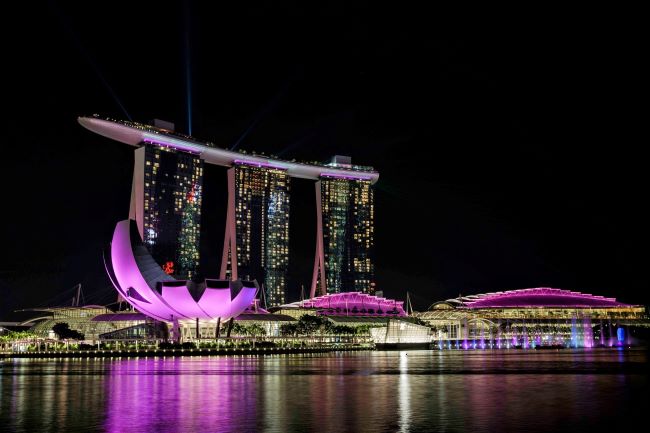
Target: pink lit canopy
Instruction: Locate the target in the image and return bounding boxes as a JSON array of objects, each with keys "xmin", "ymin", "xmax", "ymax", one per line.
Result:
[
  {"xmin": 281, "ymin": 292, "xmax": 406, "ymax": 316},
  {"xmin": 444, "ymin": 288, "xmax": 635, "ymax": 309}
]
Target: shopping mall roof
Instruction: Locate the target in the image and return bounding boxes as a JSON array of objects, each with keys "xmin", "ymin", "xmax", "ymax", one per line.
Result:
[
  {"xmin": 280, "ymin": 292, "xmax": 406, "ymax": 316},
  {"xmin": 437, "ymin": 288, "xmax": 638, "ymax": 309}
]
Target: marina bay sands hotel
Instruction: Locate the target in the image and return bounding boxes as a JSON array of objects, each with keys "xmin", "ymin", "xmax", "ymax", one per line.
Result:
[{"xmin": 79, "ymin": 116, "xmax": 378, "ymax": 307}]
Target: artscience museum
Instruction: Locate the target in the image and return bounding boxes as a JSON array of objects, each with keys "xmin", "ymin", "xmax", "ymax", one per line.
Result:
[{"xmin": 105, "ymin": 219, "xmax": 259, "ymax": 340}]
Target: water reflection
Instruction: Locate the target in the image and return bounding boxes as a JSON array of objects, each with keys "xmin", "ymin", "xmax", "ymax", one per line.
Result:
[
  {"xmin": 1, "ymin": 349, "xmax": 648, "ymax": 432},
  {"xmin": 399, "ymin": 353, "xmax": 411, "ymax": 432},
  {"xmin": 104, "ymin": 357, "xmax": 262, "ymax": 432},
  {"xmin": 1, "ymin": 359, "xmax": 108, "ymax": 432}
]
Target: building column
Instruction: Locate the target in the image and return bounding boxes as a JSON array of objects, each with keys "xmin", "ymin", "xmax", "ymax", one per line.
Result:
[
  {"xmin": 129, "ymin": 147, "xmax": 145, "ymax": 239},
  {"xmin": 220, "ymin": 167, "xmax": 238, "ymax": 280},
  {"xmin": 310, "ymin": 180, "xmax": 326, "ymax": 298}
]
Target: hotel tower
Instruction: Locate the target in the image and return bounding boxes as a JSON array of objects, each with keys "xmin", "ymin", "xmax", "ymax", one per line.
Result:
[{"xmin": 79, "ymin": 116, "xmax": 378, "ymax": 306}]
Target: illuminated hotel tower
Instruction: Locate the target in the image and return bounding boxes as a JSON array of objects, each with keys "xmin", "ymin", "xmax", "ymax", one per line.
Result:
[
  {"xmin": 311, "ymin": 156, "xmax": 375, "ymax": 297},
  {"xmin": 130, "ymin": 142, "xmax": 203, "ymax": 280},
  {"xmin": 221, "ymin": 161, "xmax": 290, "ymax": 306},
  {"xmin": 78, "ymin": 117, "xmax": 378, "ymax": 299}
]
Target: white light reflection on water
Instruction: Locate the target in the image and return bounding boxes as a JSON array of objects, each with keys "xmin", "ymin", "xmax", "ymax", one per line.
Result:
[{"xmin": 398, "ymin": 352, "xmax": 411, "ymax": 432}]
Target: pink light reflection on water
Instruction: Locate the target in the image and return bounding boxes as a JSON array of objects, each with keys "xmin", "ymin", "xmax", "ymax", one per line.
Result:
[
  {"xmin": 103, "ymin": 357, "xmax": 259, "ymax": 433},
  {"xmin": 2, "ymin": 351, "xmax": 649, "ymax": 432}
]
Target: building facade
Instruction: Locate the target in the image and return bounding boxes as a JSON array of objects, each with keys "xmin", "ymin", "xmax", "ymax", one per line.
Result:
[
  {"xmin": 312, "ymin": 164, "xmax": 375, "ymax": 296},
  {"xmin": 79, "ymin": 117, "xmax": 379, "ymax": 304},
  {"xmin": 415, "ymin": 288, "xmax": 648, "ymax": 349},
  {"xmin": 221, "ymin": 162, "xmax": 290, "ymax": 307},
  {"xmin": 130, "ymin": 143, "xmax": 203, "ymax": 279}
]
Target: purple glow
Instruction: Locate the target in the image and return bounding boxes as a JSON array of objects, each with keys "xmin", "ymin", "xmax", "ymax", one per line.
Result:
[
  {"xmin": 460, "ymin": 288, "xmax": 633, "ymax": 309},
  {"xmin": 104, "ymin": 358, "xmax": 259, "ymax": 432},
  {"xmin": 160, "ymin": 282, "xmax": 211, "ymax": 318},
  {"xmin": 108, "ymin": 220, "xmax": 256, "ymax": 322},
  {"xmin": 110, "ymin": 221, "xmax": 178, "ymax": 321},
  {"xmin": 320, "ymin": 172, "xmax": 372, "ymax": 181},
  {"xmin": 233, "ymin": 159, "xmax": 286, "ymax": 170},
  {"xmin": 199, "ymin": 285, "xmax": 257, "ymax": 319},
  {"xmin": 285, "ymin": 292, "xmax": 406, "ymax": 316}
]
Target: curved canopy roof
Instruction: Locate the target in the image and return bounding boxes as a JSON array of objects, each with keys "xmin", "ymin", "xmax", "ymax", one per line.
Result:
[
  {"xmin": 78, "ymin": 116, "xmax": 379, "ymax": 183},
  {"xmin": 438, "ymin": 288, "xmax": 635, "ymax": 309},
  {"xmin": 281, "ymin": 292, "xmax": 406, "ymax": 316}
]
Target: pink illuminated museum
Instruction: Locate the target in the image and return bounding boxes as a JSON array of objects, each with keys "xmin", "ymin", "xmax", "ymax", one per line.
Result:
[{"xmin": 105, "ymin": 219, "xmax": 259, "ymax": 340}]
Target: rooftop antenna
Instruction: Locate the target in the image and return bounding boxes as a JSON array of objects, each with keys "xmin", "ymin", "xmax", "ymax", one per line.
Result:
[
  {"xmin": 71, "ymin": 283, "xmax": 83, "ymax": 307},
  {"xmin": 300, "ymin": 284, "xmax": 305, "ymax": 307},
  {"xmin": 406, "ymin": 291, "xmax": 414, "ymax": 316}
]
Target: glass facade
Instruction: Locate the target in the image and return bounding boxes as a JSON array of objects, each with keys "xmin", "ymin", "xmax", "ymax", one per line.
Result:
[
  {"xmin": 320, "ymin": 177, "xmax": 374, "ymax": 294},
  {"xmin": 415, "ymin": 289, "xmax": 648, "ymax": 349},
  {"xmin": 230, "ymin": 163, "xmax": 290, "ymax": 306},
  {"xmin": 142, "ymin": 144, "xmax": 203, "ymax": 279}
]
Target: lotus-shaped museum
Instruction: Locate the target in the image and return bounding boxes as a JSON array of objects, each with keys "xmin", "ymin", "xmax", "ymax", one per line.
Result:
[{"xmin": 105, "ymin": 220, "xmax": 257, "ymax": 323}]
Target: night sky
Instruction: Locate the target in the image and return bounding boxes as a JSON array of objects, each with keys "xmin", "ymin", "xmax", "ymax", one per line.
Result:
[{"xmin": 1, "ymin": 3, "xmax": 646, "ymax": 317}]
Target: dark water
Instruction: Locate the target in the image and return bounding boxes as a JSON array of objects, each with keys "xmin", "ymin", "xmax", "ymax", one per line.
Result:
[{"xmin": 1, "ymin": 349, "xmax": 648, "ymax": 432}]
